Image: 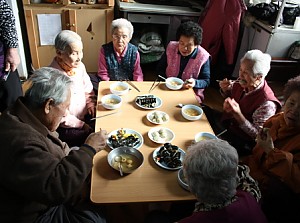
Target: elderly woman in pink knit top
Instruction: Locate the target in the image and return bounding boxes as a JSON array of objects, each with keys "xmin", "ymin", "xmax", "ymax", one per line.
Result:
[
  {"xmin": 156, "ymin": 21, "xmax": 210, "ymax": 103},
  {"xmin": 49, "ymin": 30, "xmax": 96, "ymax": 147}
]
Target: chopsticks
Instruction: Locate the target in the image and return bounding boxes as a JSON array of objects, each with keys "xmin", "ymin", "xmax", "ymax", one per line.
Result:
[
  {"xmin": 90, "ymin": 111, "xmax": 121, "ymax": 121},
  {"xmin": 125, "ymin": 79, "xmax": 140, "ymax": 92},
  {"xmin": 216, "ymin": 79, "xmax": 240, "ymax": 83},
  {"xmin": 149, "ymin": 78, "xmax": 160, "ymax": 93}
]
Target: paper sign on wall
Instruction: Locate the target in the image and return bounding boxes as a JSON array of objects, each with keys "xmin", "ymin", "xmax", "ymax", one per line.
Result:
[{"xmin": 37, "ymin": 14, "xmax": 62, "ymax": 46}]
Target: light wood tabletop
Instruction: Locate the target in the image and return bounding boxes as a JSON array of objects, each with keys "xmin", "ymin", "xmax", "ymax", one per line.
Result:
[{"xmin": 91, "ymin": 81, "xmax": 214, "ymax": 204}]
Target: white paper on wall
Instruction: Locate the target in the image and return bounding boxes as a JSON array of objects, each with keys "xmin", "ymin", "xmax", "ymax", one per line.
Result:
[{"xmin": 37, "ymin": 14, "xmax": 62, "ymax": 46}]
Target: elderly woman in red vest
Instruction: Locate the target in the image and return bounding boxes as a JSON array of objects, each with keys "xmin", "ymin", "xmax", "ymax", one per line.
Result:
[
  {"xmin": 156, "ymin": 21, "xmax": 210, "ymax": 103},
  {"xmin": 243, "ymin": 75, "xmax": 300, "ymax": 222},
  {"xmin": 219, "ymin": 49, "xmax": 281, "ymax": 155}
]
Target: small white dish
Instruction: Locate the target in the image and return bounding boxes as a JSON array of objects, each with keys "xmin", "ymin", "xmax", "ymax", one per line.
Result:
[
  {"xmin": 135, "ymin": 94, "xmax": 162, "ymax": 110},
  {"xmin": 107, "ymin": 128, "xmax": 144, "ymax": 150},
  {"xmin": 148, "ymin": 127, "xmax": 175, "ymax": 144},
  {"xmin": 152, "ymin": 145, "xmax": 185, "ymax": 170},
  {"xmin": 194, "ymin": 132, "xmax": 217, "ymax": 142},
  {"xmin": 101, "ymin": 94, "xmax": 122, "ymax": 110},
  {"xmin": 147, "ymin": 111, "xmax": 169, "ymax": 125},
  {"xmin": 165, "ymin": 77, "xmax": 184, "ymax": 90},
  {"xmin": 110, "ymin": 82, "xmax": 129, "ymax": 96},
  {"xmin": 181, "ymin": 104, "xmax": 203, "ymax": 121}
]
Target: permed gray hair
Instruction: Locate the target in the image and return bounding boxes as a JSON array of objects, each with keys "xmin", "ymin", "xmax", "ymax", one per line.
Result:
[
  {"xmin": 183, "ymin": 139, "xmax": 238, "ymax": 204},
  {"xmin": 54, "ymin": 30, "xmax": 82, "ymax": 52},
  {"xmin": 24, "ymin": 67, "xmax": 72, "ymax": 108},
  {"xmin": 111, "ymin": 18, "xmax": 134, "ymax": 39},
  {"xmin": 241, "ymin": 49, "xmax": 271, "ymax": 78},
  {"xmin": 283, "ymin": 75, "xmax": 300, "ymax": 101}
]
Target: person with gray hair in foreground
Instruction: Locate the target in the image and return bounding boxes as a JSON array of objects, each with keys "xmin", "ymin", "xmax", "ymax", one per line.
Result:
[
  {"xmin": 0, "ymin": 67, "xmax": 107, "ymax": 223},
  {"xmin": 177, "ymin": 139, "xmax": 267, "ymax": 223}
]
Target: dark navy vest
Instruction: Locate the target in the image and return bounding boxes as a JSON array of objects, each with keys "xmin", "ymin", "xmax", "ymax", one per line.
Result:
[{"xmin": 103, "ymin": 42, "xmax": 137, "ymax": 81}]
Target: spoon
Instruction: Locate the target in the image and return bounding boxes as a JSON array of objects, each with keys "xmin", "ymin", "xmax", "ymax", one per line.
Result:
[
  {"xmin": 118, "ymin": 162, "xmax": 123, "ymax": 177},
  {"xmin": 158, "ymin": 75, "xmax": 166, "ymax": 81},
  {"xmin": 216, "ymin": 129, "xmax": 228, "ymax": 138}
]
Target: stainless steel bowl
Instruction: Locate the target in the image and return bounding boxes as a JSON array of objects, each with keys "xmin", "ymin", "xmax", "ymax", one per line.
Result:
[
  {"xmin": 107, "ymin": 147, "xmax": 144, "ymax": 175},
  {"xmin": 177, "ymin": 168, "xmax": 189, "ymax": 191}
]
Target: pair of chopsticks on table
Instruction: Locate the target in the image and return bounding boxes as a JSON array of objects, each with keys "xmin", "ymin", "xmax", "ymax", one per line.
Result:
[
  {"xmin": 124, "ymin": 79, "xmax": 140, "ymax": 92},
  {"xmin": 149, "ymin": 77, "xmax": 161, "ymax": 93}
]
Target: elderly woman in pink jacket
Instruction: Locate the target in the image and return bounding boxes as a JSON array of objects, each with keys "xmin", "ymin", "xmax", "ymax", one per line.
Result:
[
  {"xmin": 156, "ymin": 21, "xmax": 210, "ymax": 103},
  {"xmin": 49, "ymin": 30, "xmax": 96, "ymax": 147}
]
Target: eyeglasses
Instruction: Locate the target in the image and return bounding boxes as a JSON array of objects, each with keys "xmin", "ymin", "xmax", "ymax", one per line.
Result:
[
  {"xmin": 112, "ymin": 34, "xmax": 129, "ymax": 40},
  {"xmin": 179, "ymin": 42, "xmax": 195, "ymax": 50}
]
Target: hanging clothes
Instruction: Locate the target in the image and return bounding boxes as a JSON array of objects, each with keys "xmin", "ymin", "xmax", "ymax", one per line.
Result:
[{"xmin": 199, "ymin": 0, "xmax": 247, "ymax": 65}]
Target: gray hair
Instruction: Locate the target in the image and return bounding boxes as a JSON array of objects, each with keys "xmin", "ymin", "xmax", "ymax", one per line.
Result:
[
  {"xmin": 241, "ymin": 49, "xmax": 271, "ymax": 78},
  {"xmin": 54, "ymin": 30, "xmax": 82, "ymax": 52},
  {"xmin": 24, "ymin": 67, "xmax": 72, "ymax": 108},
  {"xmin": 111, "ymin": 18, "xmax": 134, "ymax": 39},
  {"xmin": 183, "ymin": 139, "xmax": 238, "ymax": 204}
]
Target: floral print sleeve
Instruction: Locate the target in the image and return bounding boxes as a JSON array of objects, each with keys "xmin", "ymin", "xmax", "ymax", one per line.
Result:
[
  {"xmin": 239, "ymin": 101, "xmax": 277, "ymax": 139},
  {"xmin": 0, "ymin": 0, "xmax": 18, "ymax": 48}
]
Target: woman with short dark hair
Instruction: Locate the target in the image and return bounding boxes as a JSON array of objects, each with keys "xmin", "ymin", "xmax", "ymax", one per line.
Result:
[{"xmin": 157, "ymin": 21, "xmax": 210, "ymax": 103}]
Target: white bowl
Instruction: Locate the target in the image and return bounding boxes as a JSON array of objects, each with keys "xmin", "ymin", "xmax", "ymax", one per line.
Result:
[
  {"xmin": 110, "ymin": 82, "xmax": 129, "ymax": 95},
  {"xmin": 194, "ymin": 132, "xmax": 217, "ymax": 142},
  {"xmin": 181, "ymin": 104, "xmax": 203, "ymax": 121},
  {"xmin": 148, "ymin": 127, "xmax": 175, "ymax": 144},
  {"xmin": 147, "ymin": 111, "xmax": 169, "ymax": 125},
  {"xmin": 101, "ymin": 94, "xmax": 122, "ymax": 110},
  {"xmin": 165, "ymin": 77, "xmax": 184, "ymax": 90}
]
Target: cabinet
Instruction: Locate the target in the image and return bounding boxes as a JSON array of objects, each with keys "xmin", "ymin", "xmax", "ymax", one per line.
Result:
[
  {"xmin": 116, "ymin": 0, "xmax": 202, "ymax": 46},
  {"xmin": 22, "ymin": 0, "xmax": 114, "ymax": 72}
]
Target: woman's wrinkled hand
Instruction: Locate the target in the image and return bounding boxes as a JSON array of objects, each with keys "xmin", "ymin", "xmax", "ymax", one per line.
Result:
[
  {"xmin": 84, "ymin": 128, "xmax": 108, "ymax": 153},
  {"xmin": 219, "ymin": 78, "xmax": 233, "ymax": 92},
  {"xmin": 87, "ymin": 105, "xmax": 96, "ymax": 118},
  {"xmin": 223, "ymin": 97, "xmax": 245, "ymax": 124},
  {"xmin": 184, "ymin": 78, "xmax": 195, "ymax": 89},
  {"xmin": 256, "ymin": 127, "xmax": 274, "ymax": 154},
  {"xmin": 5, "ymin": 48, "xmax": 20, "ymax": 72}
]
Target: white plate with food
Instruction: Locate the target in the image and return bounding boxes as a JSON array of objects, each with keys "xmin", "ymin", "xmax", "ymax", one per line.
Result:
[
  {"xmin": 152, "ymin": 143, "xmax": 185, "ymax": 170},
  {"xmin": 147, "ymin": 111, "xmax": 169, "ymax": 125},
  {"xmin": 135, "ymin": 94, "xmax": 162, "ymax": 110},
  {"xmin": 148, "ymin": 127, "xmax": 175, "ymax": 144},
  {"xmin": 107, "ymin": 128, "xmax": 144, "ymax": 150}
]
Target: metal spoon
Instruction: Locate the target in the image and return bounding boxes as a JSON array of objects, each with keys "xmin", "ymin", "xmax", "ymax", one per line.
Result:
[
  {"xmin": 176, "ymin": 103, "xmax": 185, "ymax": 108},
  {"xmin": 158, "ymin": 75, "xmax": 166, "ymax": 81},
  {"xmin": 118, "ymin": 162, "xmax": 123, "ymax": 176}
]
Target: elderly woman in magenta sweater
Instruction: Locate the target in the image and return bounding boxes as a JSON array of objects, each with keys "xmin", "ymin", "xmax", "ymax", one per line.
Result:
[
  {"xmin": 97, "ymin": 18, "xmax": 143, "ymax": 81},
  {"xmin": 156, "ymin": 21, "xmax": 210, "ymax": 103}
]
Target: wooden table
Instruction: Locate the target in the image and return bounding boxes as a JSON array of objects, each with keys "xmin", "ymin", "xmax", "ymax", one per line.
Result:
[{"xmin": 91, "ymin": 81, "xmax": 214, "ymax": 204}]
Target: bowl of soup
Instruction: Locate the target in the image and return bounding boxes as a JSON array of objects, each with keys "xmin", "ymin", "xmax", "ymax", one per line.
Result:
[
  {"xmin": 107, "ymin": 146, "xmax": 144, "ymax": 175},
  {"xmin": 101, "ymin": 94, "xmax": 122, "ymax": 110},
  {"xmin": 181, "ymin": 104, "xmax": 203, "ymax": 121},
  {"xmin": 194, "ymin": 132, "xmax": 217, "ymax": 142},
  {"xmin": 165, "ymin": 77, "xmax": 184, "ymax": 90},
  {"xmin": 110, "ymin": 81, "xmax": 129, "ymax": 95}
]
